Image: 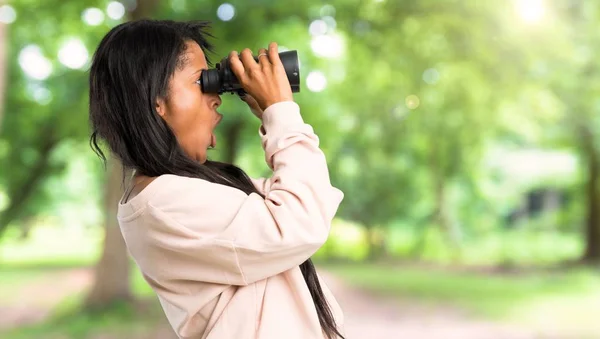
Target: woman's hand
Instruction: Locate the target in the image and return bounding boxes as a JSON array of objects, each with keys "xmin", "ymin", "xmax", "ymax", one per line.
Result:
[{"xmin": 229, "ymin": 42, "xmax": 294, "ymax": 115}]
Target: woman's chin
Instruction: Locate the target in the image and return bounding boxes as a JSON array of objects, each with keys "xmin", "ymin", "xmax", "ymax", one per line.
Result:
[
  {"xmin": 210, "ymin": 132, "xmax": 217, "ymax": 148},
  {"xmin": 199, "ymin": 153, "xmax": 208, "ymax": 163}
]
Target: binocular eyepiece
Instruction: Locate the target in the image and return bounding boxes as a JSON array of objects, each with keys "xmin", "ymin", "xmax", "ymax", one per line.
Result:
[{"xmin": 199, "ymin": 50, "xmax": 301, "ymax": 96}]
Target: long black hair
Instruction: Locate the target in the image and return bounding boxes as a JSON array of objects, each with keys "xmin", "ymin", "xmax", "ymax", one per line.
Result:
[{"xmin": 88, "ymin": 19, "xmax": 343, "ymax": 339}]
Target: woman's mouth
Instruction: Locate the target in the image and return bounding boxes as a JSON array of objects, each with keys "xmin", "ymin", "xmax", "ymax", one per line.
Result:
[{"xmin": 209, "ymin": 113, "xmax": 222, "ymax": 149}]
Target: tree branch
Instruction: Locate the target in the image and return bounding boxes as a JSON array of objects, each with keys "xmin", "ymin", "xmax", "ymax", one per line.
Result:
[{"xmin": 0, "ymin": 126, "xmax": 58, "ymax": 238}]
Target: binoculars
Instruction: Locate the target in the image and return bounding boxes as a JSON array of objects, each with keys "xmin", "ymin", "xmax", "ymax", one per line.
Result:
[{"xmin": 199, "ymin": 50, "xmax": 301, "ymax": 96}]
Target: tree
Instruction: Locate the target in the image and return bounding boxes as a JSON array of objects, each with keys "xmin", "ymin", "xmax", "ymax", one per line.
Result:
[
  {"xmin": 84, "ymin": 0, "xmax": 162, "ymax": 310},
  {"xmin": 2, "ymin": 0, "xmax": 595, "ymax": 272},
  {"xmin": 565, "ymin": 4, "xmax": 600, "ymax": 264},
  {"xmin": 524, "ymin": 1, "xmax": 600, "ymax": 264},
  {"xmin": 84, "ymin": 154, "xmax": 133, "ymax": 309},
  {"xmin": 0, "ymin": 20, "xmax": 7, "ymax": 131},
  {"xmin": 322, "ymin": 0, "xmax": 533, "ymax": 259},
  {"xmin": 0, "ymin": 0, "xmax": 98, "ymax": 239}
]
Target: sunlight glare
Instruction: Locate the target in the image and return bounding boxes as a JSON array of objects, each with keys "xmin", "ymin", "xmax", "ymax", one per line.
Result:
[
  {"xmin": 516, "ymin": 0, "xmax": 545, "ymax": 24},
  {"xmin": 311, "ymin": 34, "xmax": 344, "ymax": 59},
  {"xmin": 306, "ymin": 71, "xmax": 327, "ymax": 92},
  {"xmin": 82, "ymin": 8, "xmax": 104, "ymax": 26},
  {"xmin": 19, "ymin": 45, "xmax": 53, "ymax": 80},
  {"xmin": 58, "ymin": 38, "xmax": 89, "ymax": 70}
]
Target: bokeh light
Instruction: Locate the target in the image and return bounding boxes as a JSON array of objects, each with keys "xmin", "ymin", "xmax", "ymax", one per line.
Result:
[
  {"xmin": 27, "ymin": 83, "xmax": 53, "ymax": 105},
  {"xmin": 405, "ymin": 94, "xmax": 420, "ymax": 109},
  {"xmin": 516, "ymin": 0, "xmax": 545, "ymax": 24},
  {"xmin": 306, "ymin": 71, "xmax": 327, "ymax": 92},
  {"xmin": 0, "ymin": 5, "xmax": 16, "ymax": 24},
  {"xmin": 423, "ymin": 68, "xmax": 440, "ymax": 85},
  {"xmin": 106, "ymin": 1, "xmax": 126, "ymax": 20},
  {"xmin": 82, "ymin": 8, "xmax": 105, "ymax": 26},
  {"xmin": 18, "ymin": 45, "xmax": 53, "ymax": 80},
  {"xmin": 311, "ymin": 34, "xmax": 344, "ymax": 59},
  {"xmin": 309, "ymin": 19, "xmax": 328, "ymax": 36},
  {"xmin": 58, "ymin": 38, "xmax": 89, "ymax": 70},
  {"xmin": 217, "ymin": 3, "xmax": 235, "ymax": 22}
]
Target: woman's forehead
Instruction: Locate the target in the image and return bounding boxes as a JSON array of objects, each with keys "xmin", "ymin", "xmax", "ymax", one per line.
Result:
[{"xmin": 177, "ymin": 41, "xmax": 207, "ymax": 71}]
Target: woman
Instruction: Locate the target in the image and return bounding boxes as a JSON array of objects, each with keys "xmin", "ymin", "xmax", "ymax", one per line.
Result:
[{"xmin": 88, "ymin": 19, "xmax": 345, "ymax": 339}]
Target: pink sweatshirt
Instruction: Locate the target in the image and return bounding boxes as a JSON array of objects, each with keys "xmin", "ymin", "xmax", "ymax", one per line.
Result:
[{"xmin": 117, "ymin": 101, "xmax": 345, "ymax": 339}]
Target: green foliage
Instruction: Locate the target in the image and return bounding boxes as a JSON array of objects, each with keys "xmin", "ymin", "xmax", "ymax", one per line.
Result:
[
  {"xmin": 0, "ymin": 0, "xmax": 598, "ymax": 261},
  {"xmin": 314, "ymin": 219, "xmax": 582, "ymax": 265},
  {"xmin": 324, "ymin": 263, "xmax": 600, "ymax": 319},
  {"xmin": 0, "ymin": 223, "xmax": 101, "ymax": 266}
]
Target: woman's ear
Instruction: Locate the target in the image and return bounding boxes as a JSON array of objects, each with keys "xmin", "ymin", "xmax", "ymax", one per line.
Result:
[
  {"xmin": 155, "ymin": 98, "xmax": 169, "ymax": 119},
  {"xmin": 156, "ymin": 97, "xmax": 167, "ymax": 118}
]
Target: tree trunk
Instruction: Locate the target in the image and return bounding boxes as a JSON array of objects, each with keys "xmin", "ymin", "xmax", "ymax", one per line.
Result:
[
  {"xmin": 0, "ymin": 21, "xmax": 8, "ymax": 131},
  {"xmin": 431, "ymin": 157, "xmax": 462, "ymax": 250},
  {"xmin": 581, "ymin": 126, "xmax": 600, "ymax": 263},
  {"xmin": 84, "ymin": 0, "xmax": 162, "ymax": 310},
  {"xmin": 436, "ymin": 181, "xmax": 462, "ymax": 263},
  {"xmin": 429, "ymin": 141, "xmax": 463, "ymax": 262},
  {"xmin": 84, "ymin": 156, "xmax": 132, "ymax": 309}
]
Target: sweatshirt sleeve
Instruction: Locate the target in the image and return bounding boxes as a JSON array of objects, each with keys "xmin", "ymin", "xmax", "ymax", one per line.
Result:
[{"xmin": 145, "ymin": 101, "xmax": 344, "ymax": 286}]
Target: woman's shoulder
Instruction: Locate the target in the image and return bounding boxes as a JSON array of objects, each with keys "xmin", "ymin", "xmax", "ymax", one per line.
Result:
[
  {"xmin": 117, "ymin": 173, "xmax": 248, "ymax": 221},
  {"xmin": 117, "ymin": 174, "xmax": 173, "ymax": 219}
]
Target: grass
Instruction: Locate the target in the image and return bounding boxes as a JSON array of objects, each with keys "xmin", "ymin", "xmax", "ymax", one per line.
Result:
[
  {"xmin": 0, "ymin": 266, "xmax": 46, "ymax": 284},
  {"xmin": 0, "ymin": 264, "xmax": 167, "ymax": 339},
  {"xmin": 3, "ymin": 299, "xmax": 168, "ymax": 339},
  {"xmin": 323, "ymin": 262, "xmax": 600, "ymax": 326},
  {"xmin": 0, "ymin": 225, "xmax": 101, "ymax": 266}
]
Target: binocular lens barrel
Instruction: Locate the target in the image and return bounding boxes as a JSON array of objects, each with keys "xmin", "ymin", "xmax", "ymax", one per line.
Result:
[{"xmin": 200, "ymin": 50, "xmax": 300, "ymax": 95}]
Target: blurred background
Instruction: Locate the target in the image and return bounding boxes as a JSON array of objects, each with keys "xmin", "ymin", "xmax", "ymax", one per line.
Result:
[{"xmin": 1, "ymin": 0, "xmax": 599, "ymax": 338}]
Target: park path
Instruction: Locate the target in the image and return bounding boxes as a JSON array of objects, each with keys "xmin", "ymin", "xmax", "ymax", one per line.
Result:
[
  {"xmin": 1, "ymin": 268, "xmax": 567, "ymax": 339},
  {"xmin": 0, "ymin": 268, "xmax": 90, "ymax": 330},
  {"xmin": 318, "ymin": 272, "xmax": 558, "ymax": 339}
]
